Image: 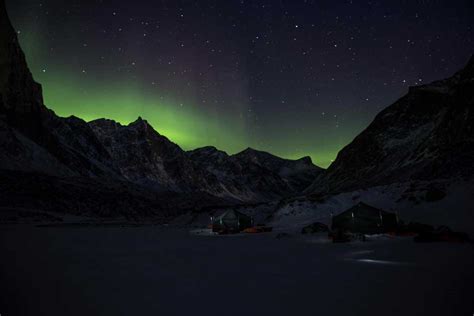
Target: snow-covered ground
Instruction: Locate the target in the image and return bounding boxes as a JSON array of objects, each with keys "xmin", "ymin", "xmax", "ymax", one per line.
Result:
[
  {"xmin": 0, "ymin": 226, "xmax": 473, "ymax": 316},
  {"xmin": 270, "ymin": 179, "xmax": 474, "ymax": 234}
]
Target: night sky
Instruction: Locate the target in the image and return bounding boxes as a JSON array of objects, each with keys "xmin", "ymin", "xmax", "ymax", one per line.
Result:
[{"xmin": 6, "ymin": 0, "xmax": 473, "ymax": 167}]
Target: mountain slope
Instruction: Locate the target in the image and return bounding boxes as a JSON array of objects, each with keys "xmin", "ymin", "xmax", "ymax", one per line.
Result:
[
  {"xmin": 0, "ymin": 0, "xmax": 121, "ymax": 178},
  {"xmin": 306, "ymin": 55, "xmax": 474, "ymax": 195},
  {"xmin": 1, "ymin": 0, "xmax": 321, "ymax": 213},
  {"xmin": 0, "ymin": 1, "xmax": 233, "ymax": 218},
  {"xmin": 233, "ymin": 147, "xmax": 323, "ymax": 192},
  {"xmin": 188, "ymin": 146, "xmax": 323, "ymax": 200},
  {"xmin": 89, "ymin": 118, "xmax": 222, "ymax": 192}
]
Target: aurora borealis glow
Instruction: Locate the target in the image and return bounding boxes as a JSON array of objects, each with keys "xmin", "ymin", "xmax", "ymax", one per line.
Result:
[{"xmin": 7, "ymin": 0, "xmax": 473, "ymax": 167}]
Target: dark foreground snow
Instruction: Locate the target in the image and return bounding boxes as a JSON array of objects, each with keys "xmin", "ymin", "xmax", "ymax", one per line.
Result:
[{"xmin": 1, "ymin": 226, "xmax": 473, "ymax": 316}]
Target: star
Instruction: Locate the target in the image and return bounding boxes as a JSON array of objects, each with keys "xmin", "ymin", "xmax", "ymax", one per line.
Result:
[{"xmin": 8, "ymin": 0, "xmax": 470, "ymax": 168}]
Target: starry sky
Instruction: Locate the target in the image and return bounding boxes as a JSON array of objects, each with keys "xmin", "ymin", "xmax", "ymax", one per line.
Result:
[{"xmin": 6, "ymin": 0, "xmax": 473, "ymax": 167}]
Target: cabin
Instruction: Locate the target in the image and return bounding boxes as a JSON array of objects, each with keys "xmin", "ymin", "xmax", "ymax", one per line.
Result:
[
  {"xmin": 211, "ymin": 210, "xmax": 253, "ymax": 233},
  {"xmin": 331, "ymin": 202, "xmax": 398, "ymax": 234}
]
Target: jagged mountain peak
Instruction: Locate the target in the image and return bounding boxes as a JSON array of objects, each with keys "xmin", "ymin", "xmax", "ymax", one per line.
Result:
[
  {"xmin": 242, "ymin": 146, "xmax": 258, "ymax": 152},
  {"xmin": 89, "ymin": 117, "xmax": 179, "ymax": 154},
  {"xmin": 196, "ymin": 145, "xmax": 219, "ymax": 152},
  {"xmin": 0, "ymin": 0, "xmax": 326, "ymax": 214},
  {"xmin": 233, "ymin": 147, "xmax": 278, "ymax": 163},
  {"xmin": 89, "ymin": 117, "xmax": 121, "ymax": 125},
  {"xmin": 127, "ymin": 116, "xmax": 161, "ymax": 135},
  {"xmin": 234, "ymin": 147, "xmax": 320, "ymax": 170},
  {"xmin": 90, "ymin": 116, "xmax": 159, "ymax": 136},
  {"xmin": 185, "ymin": 142, "xmax": 325, "ymax": 199},
  {"xmin": 295, "ymin": 156, "xmax": 314, "ymax": 165},
  {"xmin": 87, "ymin": 115, "xmax": 223, "ymax": 193},
  {"xmin": 64, "ymin": 115, "xmax": 87, "ymax": 123},
  {"xmin": 188, "ymin": 146, "xmax": 228, "ymax": 156},
  {"xmin": 130, "ymin": 116, "xmax": 147, "ymax": 125},
  {"xmin": 236, "ymin": 147, "xmax": 264, "ymax": 155}
]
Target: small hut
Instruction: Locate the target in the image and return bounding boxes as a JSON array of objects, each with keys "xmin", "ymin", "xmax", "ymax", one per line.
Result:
[
  {"xmin": 332, "ymin": 202, "xmax": 398, "ymax": 234},
  {"xmin": 211, "ymin": 210, "xmax": 253, "ymax": 233}
]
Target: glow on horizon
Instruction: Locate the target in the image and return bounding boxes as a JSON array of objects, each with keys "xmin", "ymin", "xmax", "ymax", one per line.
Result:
[
  {"xmin": 44, "ymin": 81, "xmax": 337, "ymax": 166},
  {"xmin": 18, "ymin": 33, "xmax": 337, "ymax": 168},
  {"xmin": 37, "ymin": 70, "xmax": 337, "ymax": 167}
]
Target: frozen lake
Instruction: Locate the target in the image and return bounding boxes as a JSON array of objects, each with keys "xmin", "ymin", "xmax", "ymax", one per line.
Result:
[{"xmin": 1, "ymin": 226, "xmax": 473, "ymax": 316}]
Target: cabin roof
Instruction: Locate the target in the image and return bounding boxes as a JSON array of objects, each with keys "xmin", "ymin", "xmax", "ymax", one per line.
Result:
[
  {"xmin": 334, "ymin": 202, "xmax": 393, "ymax": 219},
  {"xmin": 214, "ymin": 209, "xmax": 251, "ymax": 221}
]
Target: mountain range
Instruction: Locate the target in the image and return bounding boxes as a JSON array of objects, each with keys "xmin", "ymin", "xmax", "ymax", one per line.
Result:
[
  {"xmin": 0, "ymin": 0, "xmax": 324, "ymax": 218},
  {"xmin": 0, "ymin": 0, "xmax": 472, "ymax": 221}
]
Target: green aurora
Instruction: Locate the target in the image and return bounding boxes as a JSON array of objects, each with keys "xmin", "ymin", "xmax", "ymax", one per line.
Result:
[
  {"xmin": 17, "ymin": 30, "xmax": 351, "ymax": 168},
  {"xmin": 8, "ymin": 0, "xmax": 472, "ymax": 170}
]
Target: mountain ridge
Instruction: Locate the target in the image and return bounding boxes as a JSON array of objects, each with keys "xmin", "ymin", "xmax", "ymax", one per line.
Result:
[
  {"xmin": 305, "ymin": 54, "xmax": 474, "ymax": 195},
  {"xmin": 1, "ymin": 0, "xmax": 318, "ymax": 204},
  {"xmin": 1, "ymin": 0, "xmax": 473, "ymax": 220}
]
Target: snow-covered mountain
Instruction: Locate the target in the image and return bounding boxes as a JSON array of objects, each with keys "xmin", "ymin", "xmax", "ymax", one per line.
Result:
[
  {"xmin": 188, "ymin": 146, "xmax": 322, "ymax": 200},
  {"xmin": 0, "ymin": 0, "xmax": 323, "ymax": 219},
  {"xmin": 87, "ymin": 118, "xmax": 322, "ymax": 200},
  {"xmin": 233, "ymin": 147, "xmax": 323, "ymax": 192},
  {"xmin": 1, "ymin": 0, "xmax": 472, "ymax": 225},
  {"xmin": 0, "ymin": 2, "xmax": 221, "ymax": 218},
  {"xmin": 306, "ymin": 55, "xmax": 474, "ymax": 195},
  {"xmin": 267, "ymin": 55, "xmax": 474, "ymax": 234},
  {"xmin": 188, "ymin": 146, "xmax": 322, "ymax": 199},
  {"xmin": 88, "ymin": 117, "xmax": 219, "ymax": 192}
]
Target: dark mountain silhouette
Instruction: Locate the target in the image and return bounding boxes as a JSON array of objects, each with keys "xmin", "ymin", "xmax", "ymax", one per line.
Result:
[
  {"xmin": 0, "ymin": 0, "xmax": 321, "ymax": 219},
  {"xmin": 306, "ymin": 55, "xmax": 474, "ymax": 195},
  {"xmin": 88, "ymin": 118, "xmax": 322, "ymax": 199},
  {"xmin": 89, "ymin": 117, "xmax": 218, "ymax": 192},
  {"xmin": 0, "ymin": 1, "xmax": 119, "ymax": 178},
  {"xmin": 1, "ymin": 0, "xmax": 472, "ymax": 221},
  {"xmin": 188, "ymin": 146, "xmax": 322, "ymax": 200},
  {"xmin": 232, "ymin": 147, "xmax": 322, "ymax": 192}
]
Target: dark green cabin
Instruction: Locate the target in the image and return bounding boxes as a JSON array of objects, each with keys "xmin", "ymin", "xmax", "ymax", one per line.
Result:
[
  {"xmin": 212, "ymin": 210, "xmax": 253, "ymax": 232},
  {"xmin": 332, "ymin": 202, "xmax": 398, "ymax": 234}
]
